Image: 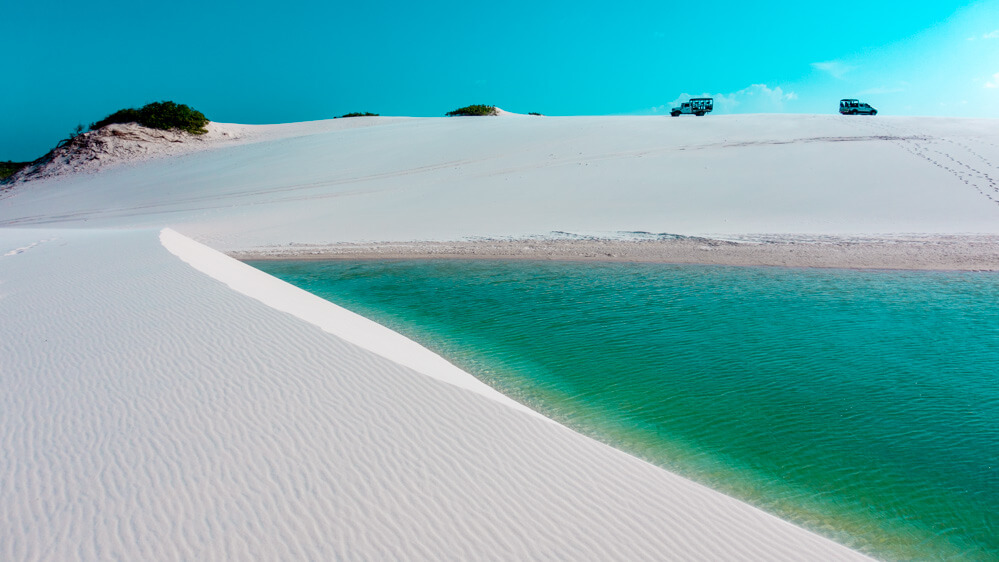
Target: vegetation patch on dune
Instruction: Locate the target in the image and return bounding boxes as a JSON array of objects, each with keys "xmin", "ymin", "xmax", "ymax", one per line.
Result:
[
  {"xmin": 339, "ymin": 112, "xmax": 379, "ymax": 118},
  {"xmin": 4, "ymin": 101, "xmax": 213, "ymax": 185},
  {"xmin": 91, "ymin": 101, "xmax": 209, "ymax": 135},
  {"xmin": 1, "ymin": 161, "xmax": 31, "ymax": 182},
  {"xmin": 446, "ymin": 104, "xmax": 498, "ymax": 116}
]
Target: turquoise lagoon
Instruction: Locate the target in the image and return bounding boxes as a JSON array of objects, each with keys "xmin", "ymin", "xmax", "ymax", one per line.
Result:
[{"xmin": 248, "ymin": 260, "xmax": 999, "ymax": 560}]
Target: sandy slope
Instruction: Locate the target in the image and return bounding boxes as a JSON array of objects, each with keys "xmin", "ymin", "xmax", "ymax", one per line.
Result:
[
  {"xmin": 3, "ymin": 117, "xmax": 416, "ymax": 185},
  {"xmin": 2, "ymin": 114, "xmax": 997, "ymax": 251},
  {"xmin": 0, "ymin": 227, "xmax": 868, "ymax": 560}
]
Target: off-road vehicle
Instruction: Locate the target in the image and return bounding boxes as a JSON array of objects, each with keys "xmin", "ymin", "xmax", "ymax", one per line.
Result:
[
  {"xmin": 671, "ymin": 98, "xmax": 714, "ymax": 116},
  {"xmin": 839, "ymin": 99, "xmax": 877, "ymax": 115}
]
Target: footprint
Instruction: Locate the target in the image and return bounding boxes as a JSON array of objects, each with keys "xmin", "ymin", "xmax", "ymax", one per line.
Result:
[{"xmin": 2, "ymin": 238, "xmax": 55, "ymax": 258}]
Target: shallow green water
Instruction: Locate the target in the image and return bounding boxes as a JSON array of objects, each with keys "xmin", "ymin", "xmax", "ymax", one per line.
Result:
[{"xmin": 249, "ymin": 260, "xmax": 999, "ymax": 560}]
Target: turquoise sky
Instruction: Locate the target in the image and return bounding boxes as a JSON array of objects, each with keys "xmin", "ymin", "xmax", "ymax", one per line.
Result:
[{"xmin": 3, "ymin": 0, "xmax": 998, "ymax": 161}]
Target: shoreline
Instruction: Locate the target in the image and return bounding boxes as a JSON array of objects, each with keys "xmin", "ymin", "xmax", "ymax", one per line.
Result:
[
  {"xmin": 230, "ymin": 234, "xmax": 999, "ymax": 271},
  {"xmin": 247, "ymin": 252, "xmax": 999, "ymax": 560}
]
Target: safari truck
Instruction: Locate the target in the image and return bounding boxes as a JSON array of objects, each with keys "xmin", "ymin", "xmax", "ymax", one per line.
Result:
[
  {"xmin": 671, "ymin": 98, "xmax": 714, "ymax": 116},
  {"xmin": 839, "ymin": 99, "xmax": 877, "ymax": 115}
]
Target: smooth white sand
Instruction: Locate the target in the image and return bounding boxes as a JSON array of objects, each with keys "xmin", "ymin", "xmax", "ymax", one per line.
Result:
[
  {"xmin": 3, "ymin": 114, "xmax": 997, "ymax": 250},
  {"xmin": 2, "ymin": 112, "xmax": 998, "ymax": 560}
]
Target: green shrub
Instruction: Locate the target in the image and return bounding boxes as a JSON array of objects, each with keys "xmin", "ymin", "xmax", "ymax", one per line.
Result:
[
  {"xmin": 0, "ymin": 161, "xmax": 31, "ymax": 182},
  {"xmin": 339, "ymin": 112, "xmax": 379, "ymax": 118},
  {"xmin": 445, "ymin": 104, "xmax": 497, "ymax": 116},
  {"xmin": 91, "ymin": 109, "xmax": 140, "ymax": 130},
  {"xmin": 528, "ymin": 112, "xmax": 542, "ymax": 116},
  {"xmin": 90, "ymin": 101, "xmax": 209, "ymax": 135}
]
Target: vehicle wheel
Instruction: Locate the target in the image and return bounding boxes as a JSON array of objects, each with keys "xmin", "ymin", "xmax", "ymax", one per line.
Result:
[
  {"xmin": 871, "ymin": 110, "xmax": 877, "ymax": 116},
  {"xmin": 671, "ymin": 112, "xmax": 679, "ymax": 117},
  {"xmin": 851, "ymin": 110, "xmax": 858, "ymax": 115}
]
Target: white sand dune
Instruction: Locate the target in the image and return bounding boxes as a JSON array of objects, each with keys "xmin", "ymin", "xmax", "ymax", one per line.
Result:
[
  {"xmin": 2, "ymin": 113, "xmax": 997, "ymax": 560},
  {"xmin": 3, "ymin": 114, "xmax": 996, "ymax": 250},
  {"xmin": 1, "ymin": 227, "xmax": 868, "ymax": 560}
]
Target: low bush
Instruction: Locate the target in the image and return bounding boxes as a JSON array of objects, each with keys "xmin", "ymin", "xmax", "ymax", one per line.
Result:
[
  {"xmin": 445, "ymin": 104, "xmax": 497, "ymax": 116},
  {"xmin": 55, "ymin": 124, "xmax": 87, "ymax": 148},
  {"xmin": 0, "ymin": 161, "xmax": 31, "ymax": 182},
  {"xmin": 339, "ymin": 112, "xmax": 379, "ymax": 118},
  {"xmin": 90, "ymin": 101, "xmax": 209, "ymax": 135}
]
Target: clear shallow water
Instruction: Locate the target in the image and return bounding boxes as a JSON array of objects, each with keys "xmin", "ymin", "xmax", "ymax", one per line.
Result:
[{"xmin": 249, "ymin": 260, "xmax": 999, "ymax": 560}]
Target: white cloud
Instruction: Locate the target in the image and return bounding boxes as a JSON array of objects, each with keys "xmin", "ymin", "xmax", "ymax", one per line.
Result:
[
  {"xmin": 656, "ymin": 84, "xmax": 797, "ymax": 114},
  {"xmin": 986, "ymin": 72, "xmax": 999, "ymax": 88},
  {"xmin": 969, "ymin": 30, "xmax": 999, "ymax": 40},
  {"xmin": 811, "ymin": 61, "xmax": 855, "ymax": 79}
]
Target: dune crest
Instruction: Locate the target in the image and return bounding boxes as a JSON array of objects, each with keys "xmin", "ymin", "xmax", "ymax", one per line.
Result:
[{"xmin": 7, "ymin": 122, "xmax": 253, "ymax": 183}]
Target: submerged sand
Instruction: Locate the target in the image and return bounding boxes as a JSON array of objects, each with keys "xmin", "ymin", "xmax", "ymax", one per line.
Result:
[{"xmin": 233, "ymin": 234, "xmax": 999, "ymax": 271}]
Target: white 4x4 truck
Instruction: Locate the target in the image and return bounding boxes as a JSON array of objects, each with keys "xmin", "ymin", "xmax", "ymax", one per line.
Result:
[{"xmin": 671, "ymin": 98, "xmax": 714, "ymax": 116}]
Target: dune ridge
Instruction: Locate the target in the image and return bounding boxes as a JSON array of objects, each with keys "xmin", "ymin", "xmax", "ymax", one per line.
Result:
[
  {"xmin": 3, "ymin": 115, "xmax": 997, "ymax": 251},
  {"xmin": 159, "ymin": 228, "xmax": 542, "ymax": 418}
]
